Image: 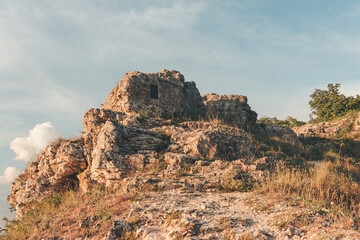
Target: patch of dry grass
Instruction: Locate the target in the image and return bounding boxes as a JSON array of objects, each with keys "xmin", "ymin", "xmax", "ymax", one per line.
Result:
[
  {"xmin": 261, "ymin": 158, "xmax": 360, "ymax": 220},
  {"xmin": 1, "ymin": 186, "xmax": 133, "ymax": 240}
]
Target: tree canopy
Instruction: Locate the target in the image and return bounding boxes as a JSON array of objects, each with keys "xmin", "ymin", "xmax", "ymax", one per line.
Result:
[{"xmin": 309, "ymin": 83, "xmax": 360, "ymax": 122}]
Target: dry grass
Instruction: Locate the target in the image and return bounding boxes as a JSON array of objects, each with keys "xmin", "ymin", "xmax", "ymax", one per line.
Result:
[
  {"xmin": 261, "ymin": 158, "xmax": 360, "ymax": 220},
  {"xmin": 1, "ymin": 186, "xmax": 134, "ymax": 240}
]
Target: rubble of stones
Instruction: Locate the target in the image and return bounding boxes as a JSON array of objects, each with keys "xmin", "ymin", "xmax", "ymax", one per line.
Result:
[{"xmin": 7, "ymin": 70, "xmax": 302, "ymax": 238}]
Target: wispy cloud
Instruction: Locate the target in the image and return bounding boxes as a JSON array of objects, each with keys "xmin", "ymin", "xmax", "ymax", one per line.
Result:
[
  {"xmin": 10, "ymin": 122, "xmax": 60, "ymax": 162},
  {"xmin": 0, "ymin": 0, "xmax": 209, "ymax": 117}
]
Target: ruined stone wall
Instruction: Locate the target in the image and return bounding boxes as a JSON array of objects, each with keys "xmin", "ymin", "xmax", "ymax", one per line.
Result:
[
  {"xmin": 102, "ymin": 70, "xmax": 257, "ymax": 128},
  {"xmin": 101, "ymin": 69, "xmax": 204, "ymax": 117}
]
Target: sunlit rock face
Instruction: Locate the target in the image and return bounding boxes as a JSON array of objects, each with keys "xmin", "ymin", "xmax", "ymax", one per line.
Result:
[
  {"xmin": 101, "ymin": 69, "xmax": 205, "ymax": 118},
  {"xmin": 7, "ymin": 139, "xmax": 86, "ymax": 217}
]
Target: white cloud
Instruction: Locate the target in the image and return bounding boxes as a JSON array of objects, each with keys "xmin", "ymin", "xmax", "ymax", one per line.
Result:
[
  {"xmin": 10, "ymin": 122, "xmax": 60, "ymax": 162},
  {"xmin": 0, "ymin": 167, "xmax": 21, "ymax": 184}
]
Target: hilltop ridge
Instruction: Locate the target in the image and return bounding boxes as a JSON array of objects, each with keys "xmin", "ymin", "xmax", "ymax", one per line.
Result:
[{"xmin": 4, "ymin": 70, "xmax": 360, "ymax": 240}]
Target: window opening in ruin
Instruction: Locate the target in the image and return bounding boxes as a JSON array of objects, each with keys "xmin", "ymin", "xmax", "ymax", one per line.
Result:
[{"xmin": 150, "ymin": 84, "xmax": 159, "ymax": 99}]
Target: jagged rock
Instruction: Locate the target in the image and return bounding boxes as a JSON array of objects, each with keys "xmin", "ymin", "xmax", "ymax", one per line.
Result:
[
  {"xmin": 8, "ymin": 138, "xmax": 86, "ymax": 217},
  {"xmin": 101, "ymin": 69, "xmax": 204, "ymax": 117},
  {"xmin": 164, "ymin": 152, "xmax": 197, "ymax": 170},
  {"xmin": 85, "ymin": 120, "xmax": 166, "ymax": 188},
  {"xmin": 202, "ymin": 93, "xmax": 257, "ymax": 129}
]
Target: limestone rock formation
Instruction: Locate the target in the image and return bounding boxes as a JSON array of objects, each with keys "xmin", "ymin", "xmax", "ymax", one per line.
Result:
[
  {"xmin": 202, "ymin": 93, "xmax": 257, "ymax": 129},
  {"xmin": 7, "ymin": 70, "xmax": 360, "ymax": 240},
  {"xmin": 7, "ymin": 70, "xmax": 299, "ymax": 222},
  {"xmin": 169, "ymin": 122, "xmax": 254, "ymax": 160},
  {"xmin": 7, "ymin": 139, "xmax": 86, "ymax": 217},
  {"xmin": 82, "ymin": 109, "xmax": 167, "ymax": 189}
]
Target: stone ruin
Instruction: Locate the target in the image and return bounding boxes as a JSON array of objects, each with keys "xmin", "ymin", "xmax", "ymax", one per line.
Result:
[
  {"xmin": 102, "ymin": 69, "xmax": 257, "ymax": 129},
  {"xmin": 102, "ymin": 70, "xmax": 204, "ymax": 118}
]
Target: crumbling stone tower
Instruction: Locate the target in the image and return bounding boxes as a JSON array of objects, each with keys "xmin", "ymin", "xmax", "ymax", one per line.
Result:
[{"xmin": 102, "ymin": 69, "xmax": 204, "ymax": 117}]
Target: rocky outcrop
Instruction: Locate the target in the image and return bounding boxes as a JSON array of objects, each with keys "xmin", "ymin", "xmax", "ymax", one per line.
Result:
[
  {"xmin": 8, "ymin": 70, "xmax": 295, "ymax": 220},
  {"xmin": 83, "ymin": 116, "xmax": 167, "ymax": 189},
  {"xmin": 8, "ymin": 106, "xmax": 258, "ymax": 217},
  {"xmin": 202, "ymin": 93, "xmax": 257, "ymax": 129},
  {"xmin": 7, "ymin": 138, "xmax": 86, "ymax": 217},
  {"xmin": 293, "ymin": 112, "xmax": 360, "ymax": 139}
]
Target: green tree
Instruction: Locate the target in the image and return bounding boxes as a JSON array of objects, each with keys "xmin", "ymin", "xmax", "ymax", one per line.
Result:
[{"xmin": 309, "ymin": 83, "xmax": 360, "ymax": 122}]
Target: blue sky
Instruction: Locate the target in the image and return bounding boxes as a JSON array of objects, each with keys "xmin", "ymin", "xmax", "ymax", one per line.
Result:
[{"xmin": 1, "ymin": 0, "xmax": 360, "ymax": 224}]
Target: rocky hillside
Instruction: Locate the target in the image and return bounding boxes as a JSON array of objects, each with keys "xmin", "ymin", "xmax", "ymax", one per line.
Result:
[
  {"xmin": 3, "ymin": 70, "xmax": 360, "ymax": 240},
  {"xmin": 293, "ymin": 111, "xmax": 360, "ymax": 139}
]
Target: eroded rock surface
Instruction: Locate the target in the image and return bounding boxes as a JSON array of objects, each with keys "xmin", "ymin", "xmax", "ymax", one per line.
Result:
[
  {"xmin": 7, "ymin": 139, "xmax": 86, "ymax": 217},
  {"xmin": 7, "ymin": 70, "xmax": 300, "ymax": 222}
]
